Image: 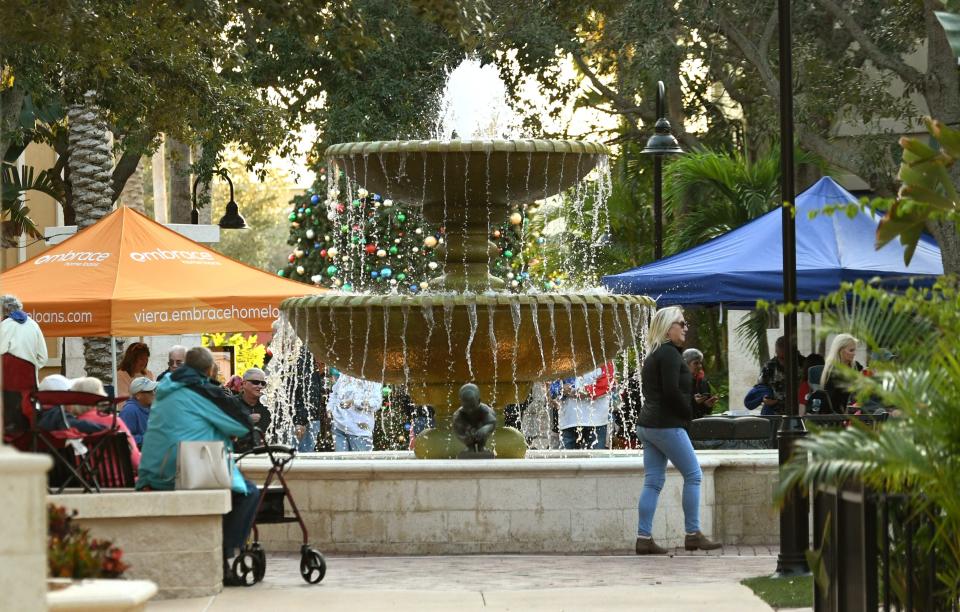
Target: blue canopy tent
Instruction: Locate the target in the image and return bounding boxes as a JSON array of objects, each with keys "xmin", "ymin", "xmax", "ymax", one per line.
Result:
[{"xmin": 602, "ymin": 177, "xmax": 943, "ymax": 307}]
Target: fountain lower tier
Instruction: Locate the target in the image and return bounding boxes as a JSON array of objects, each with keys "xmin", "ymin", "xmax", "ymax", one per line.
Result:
[{"xmin": 281, "ymin": 293, "xmax": 654, "ymax": 458}]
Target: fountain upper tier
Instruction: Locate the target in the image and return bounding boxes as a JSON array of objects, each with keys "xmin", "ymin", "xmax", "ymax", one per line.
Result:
[
  {"xmin": 325, "ymin": 139, "xmax": 610, "ymax": 212},
  {"xmin": 325, "ymin": 139, "xmax": 609, "ymax": 291}
]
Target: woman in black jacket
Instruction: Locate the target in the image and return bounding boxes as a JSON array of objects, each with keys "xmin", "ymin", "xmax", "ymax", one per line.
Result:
[{"xmin": 634, "ymin": 306, "xmax": 722, "ymax": 555}]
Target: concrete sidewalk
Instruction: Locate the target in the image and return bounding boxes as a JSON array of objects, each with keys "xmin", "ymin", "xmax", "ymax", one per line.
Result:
[{"xmin": 148, "ymin": 550, "xmax": 784, "ymax": 611}]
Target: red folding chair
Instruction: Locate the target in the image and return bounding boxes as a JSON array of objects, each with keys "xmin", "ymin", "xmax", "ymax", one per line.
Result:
[
  {"xmin": 32, "ymin": 389, "xmax": 129, "ymax": 493},
  {"xmin": 2, "ymin": 353, "xmax": 37, "ymax": 446},
  {"xmin": 2, "ymin": 354, "xmax": 129, "ymax": 493}
]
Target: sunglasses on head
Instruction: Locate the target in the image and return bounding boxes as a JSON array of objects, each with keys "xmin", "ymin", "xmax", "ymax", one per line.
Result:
[{"xmin": 246, "ymin": 379, "xmax": 267, "ymax": 386}]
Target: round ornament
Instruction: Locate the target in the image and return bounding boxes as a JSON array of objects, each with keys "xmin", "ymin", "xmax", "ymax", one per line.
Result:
[
  {"xmin": 377, "ymin": 249, "xmax": 387, "ymax": 258},
  {"xmin": 510, "ymin": 212, "xmax": 523, "ymax": 225},
  {"xmin": 423, "ymin": 236, "xmax": 438, "ymax": 248},
  {"xmin": 310, "ymin": 194, "xmax": 320, "ymax": 204}
]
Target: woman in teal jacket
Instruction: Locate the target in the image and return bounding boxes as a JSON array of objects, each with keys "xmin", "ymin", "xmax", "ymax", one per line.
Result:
[{"xmin": 136, "ymin": 347, "xmax": 259, "ymax": 585}]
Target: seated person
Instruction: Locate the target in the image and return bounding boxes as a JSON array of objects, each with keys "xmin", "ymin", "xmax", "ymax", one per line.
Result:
[
  {"xmin": 69, "ymin": 376, "xmax": 141, "ymax": 471},
  {"xmin": 136, "ymin": 347, "xmax": 259, "ymax": 586},
  {"xmin": 822, "ymin": 334, "xmax": 863, "ymax": 414},
  {"xmin": 36, "ymin": 374, "xmax": 104, "ymax": 435},
  {"xmin": 797, "ymin": 353, "xmax": 825, "ymax": 415},
  {"xmin": 120, "ymin": 376, "xmax": 158, "ymax": 448},
  {"xmin": 683, "ymin": 348, "xmax": 718, "ymax": 419}
]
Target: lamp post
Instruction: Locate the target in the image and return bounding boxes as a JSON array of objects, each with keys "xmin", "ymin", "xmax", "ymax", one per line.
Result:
[
  {"xmin": 641, "ymin": 81, "xmax": 684, "ymax": 260},
  {"xmin": 775, "ymin": 0, "xmax": 809, "ymax": 577},
  {"xmin": 191, "ymin": 168, "xmax": 248, "ymax": 229}
]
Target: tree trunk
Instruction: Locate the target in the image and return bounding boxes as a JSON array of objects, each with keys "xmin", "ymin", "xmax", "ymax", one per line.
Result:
[
  {"xmin": 0, "ymin": 85, "xmax": 26, "ymax": 162},
  {"xmin": 167, "ymin": 138, "xmax": 192, "ymax": 223},
  {"xmin": 119, "ymin": 155, "xmax": 145, "ymax": 213},
  {"xmin": 191, "ymin": 144, "xmax": 212, "ymax": 224},
  {"xmin": 68, "ymin": 95, "xmax": 118, "ymax": 381},
  {"xmin": 922, "ymin": 0, "xmax": 960, "ymax": 274}
]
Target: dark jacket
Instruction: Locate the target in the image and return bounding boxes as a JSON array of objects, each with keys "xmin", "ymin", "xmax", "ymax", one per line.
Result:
[
  {"xmin": 638, "ymin": 342, "xmax": 693, "ymax": 429},
  {"xmin": 823, "ymin": 361, "xmax": 863, "ymax": 413}
]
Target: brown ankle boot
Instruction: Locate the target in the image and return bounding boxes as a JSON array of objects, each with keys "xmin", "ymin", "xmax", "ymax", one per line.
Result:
[
  {"xmin": 684, "ymin": 532, "xmax": 722, "ymax": 551},
  {"xmin": 635, "ymin": 536, "xmax": 668, "ymax": 555}
]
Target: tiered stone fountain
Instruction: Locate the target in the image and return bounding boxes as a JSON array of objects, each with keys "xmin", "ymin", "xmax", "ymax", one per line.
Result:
[{"xmin": 281, "ymin": 139, "xmax": 653, "ymax": 458}]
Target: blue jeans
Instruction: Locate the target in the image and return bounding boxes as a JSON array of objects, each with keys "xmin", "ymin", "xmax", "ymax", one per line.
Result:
[
  {"xmin": 334, "ymin": 429, "xmax": 373, "ymax": 452},
  {"xmin": 223, "ymin": 478, "xmax": 261, "ymax": 559},
  {"xmin": 560, "ymin": 425, "xmax": 607, "ymax": 450},
  {"xmin": 636, "ymin": 426, "xmax": 702, "ymax": 536},
  {"xmin": 297, "ymin": 421, "xmax": 324, "ymax": 452}
]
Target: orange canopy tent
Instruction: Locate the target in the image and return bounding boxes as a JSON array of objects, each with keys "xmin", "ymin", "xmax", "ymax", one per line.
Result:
[{"xmin": 1, "ymin": 206, "xmax": 324, "ymax": 337}]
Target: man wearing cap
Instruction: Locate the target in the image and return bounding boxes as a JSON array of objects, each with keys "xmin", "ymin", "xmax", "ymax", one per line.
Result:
[{"xmin": 120, "ymin": 376, "xmax": 158, "ymax": 448}]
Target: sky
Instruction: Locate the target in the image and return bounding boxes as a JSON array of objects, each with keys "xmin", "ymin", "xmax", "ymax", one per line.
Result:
[{"xmin": 270, "ymin": 56, "xmax": 620, "ymax": 190}]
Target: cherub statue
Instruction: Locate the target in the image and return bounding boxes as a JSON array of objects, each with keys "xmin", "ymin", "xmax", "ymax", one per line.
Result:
[{"xmin": 451, "ymin": 383, "xmax": 497, "ymax": 458}]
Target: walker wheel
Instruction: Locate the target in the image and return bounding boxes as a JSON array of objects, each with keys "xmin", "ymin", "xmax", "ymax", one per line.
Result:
[
  {"xmin": 300, "ymin": 547, "xmax": 326, "ymax": 584},
  {"xmin": 230, "ymin": 549, "xmax": 263, "ymax": 586},
  {"xmin": 249, "ymin": 542, "xmax": 267, "ymax": 583}
]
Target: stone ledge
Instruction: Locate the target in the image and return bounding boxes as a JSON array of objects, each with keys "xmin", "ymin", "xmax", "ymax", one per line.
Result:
[
  {"xmin": 50, "ymin": 489, "xmax": 231, "ymax": 518},
  {"xmin": 0, "ymin": 447, "xmax": 53, "ymax": 475},
  {"xmin": 47, "ymin": 578, "xmax": 157, "ymax": 611},
  {"xmin": 239, "ymin": 450, "xmax": 778, "ymax": 479}
]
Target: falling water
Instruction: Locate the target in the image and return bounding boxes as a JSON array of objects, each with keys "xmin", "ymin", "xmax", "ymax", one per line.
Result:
[{"xmin": 267, "ymin": 56, "xmax": 658, "ymax": 455}]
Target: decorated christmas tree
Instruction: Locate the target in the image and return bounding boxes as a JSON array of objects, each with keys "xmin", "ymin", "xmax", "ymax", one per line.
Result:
[{"xmin": 280, "ymin": 167, "xmax": 537, "ymax": 294}]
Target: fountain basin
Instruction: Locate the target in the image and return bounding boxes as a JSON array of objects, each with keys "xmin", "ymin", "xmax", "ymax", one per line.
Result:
[
  {"xmin": 282, "ymin": 293, "xmax": 652, "ymax": 458},
  {"xmin": 282, "ymin": 293, "xmax": 652, "ymax": 405}
]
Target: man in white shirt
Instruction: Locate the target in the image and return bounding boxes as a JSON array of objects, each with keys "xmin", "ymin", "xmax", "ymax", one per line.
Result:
[
  {"xmin": 557, "ymin": 362, "xmax": 615, "ymax": 450},
  {"xmin": 326, "ymin": 371, "xmax": 383, "ymax": 451}
]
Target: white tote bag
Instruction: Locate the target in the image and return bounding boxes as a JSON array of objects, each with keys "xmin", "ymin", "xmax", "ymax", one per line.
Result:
[{"xmin": 175, "ymin": 441, "xmax": 232, "ymax": 490}]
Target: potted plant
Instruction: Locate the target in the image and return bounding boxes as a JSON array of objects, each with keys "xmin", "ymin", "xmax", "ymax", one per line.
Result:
[{"xmin": 47, "ymin": 504, "xmax": 128, "ymax": 587}]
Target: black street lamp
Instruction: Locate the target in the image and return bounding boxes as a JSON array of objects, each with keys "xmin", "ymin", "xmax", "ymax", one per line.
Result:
[
  {"xmin": 776, "ymin": 0, "xmax": 809, "ymax": 576},
  {"xmin": 641, "ymin": 81, "xmax": 684, "ymax": 260},
  {"xmin": 191, "ymin": 168, "xmax": 248, "ymax": 229}
]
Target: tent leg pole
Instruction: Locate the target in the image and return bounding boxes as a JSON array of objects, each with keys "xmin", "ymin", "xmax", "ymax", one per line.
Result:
[{"xmin": 110, "ymin": 337, "xmax": 118, "ymax": 391}]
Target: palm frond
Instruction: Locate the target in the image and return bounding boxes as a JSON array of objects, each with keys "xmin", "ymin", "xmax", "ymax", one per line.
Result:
[{"xmin": 734, "ymin": 308, "xmax": 771, "ymax": 366}]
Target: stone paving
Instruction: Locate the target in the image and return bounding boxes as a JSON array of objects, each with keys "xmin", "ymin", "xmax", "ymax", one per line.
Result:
[{"xmin": 146, "ymin": 548, "xmax": 801, "ymax": 611}]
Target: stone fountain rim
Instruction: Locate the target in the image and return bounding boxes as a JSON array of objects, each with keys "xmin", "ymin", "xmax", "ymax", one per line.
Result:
[
  {"xmin": 281, "ymin": 293, "xmax": 655, "ymax": 310},
  {"xmin": 325, "ymin": 139, "xmax": 610, "ymax": 157}
]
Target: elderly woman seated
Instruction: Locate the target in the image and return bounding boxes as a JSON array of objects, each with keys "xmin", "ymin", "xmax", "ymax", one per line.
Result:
[{"xmin": 68, "ymin": 376, "xmax": 142, "ymax": 471}]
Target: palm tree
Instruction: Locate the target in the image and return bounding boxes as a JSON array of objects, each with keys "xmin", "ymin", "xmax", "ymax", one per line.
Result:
[
  {"xmin": 1, "ymin": 164, "xmax": 61, "ymax": 247},
  {"xmin": 68, "ymin": 94, "xmax": 115, "ymax": 380},
  {"xmin": 663, "ymin": 148, "xmax": 824, "ymax": 365},
  {"xmin": 778, "ymin": 279, "xmax": 960, "ymax": 603}
]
